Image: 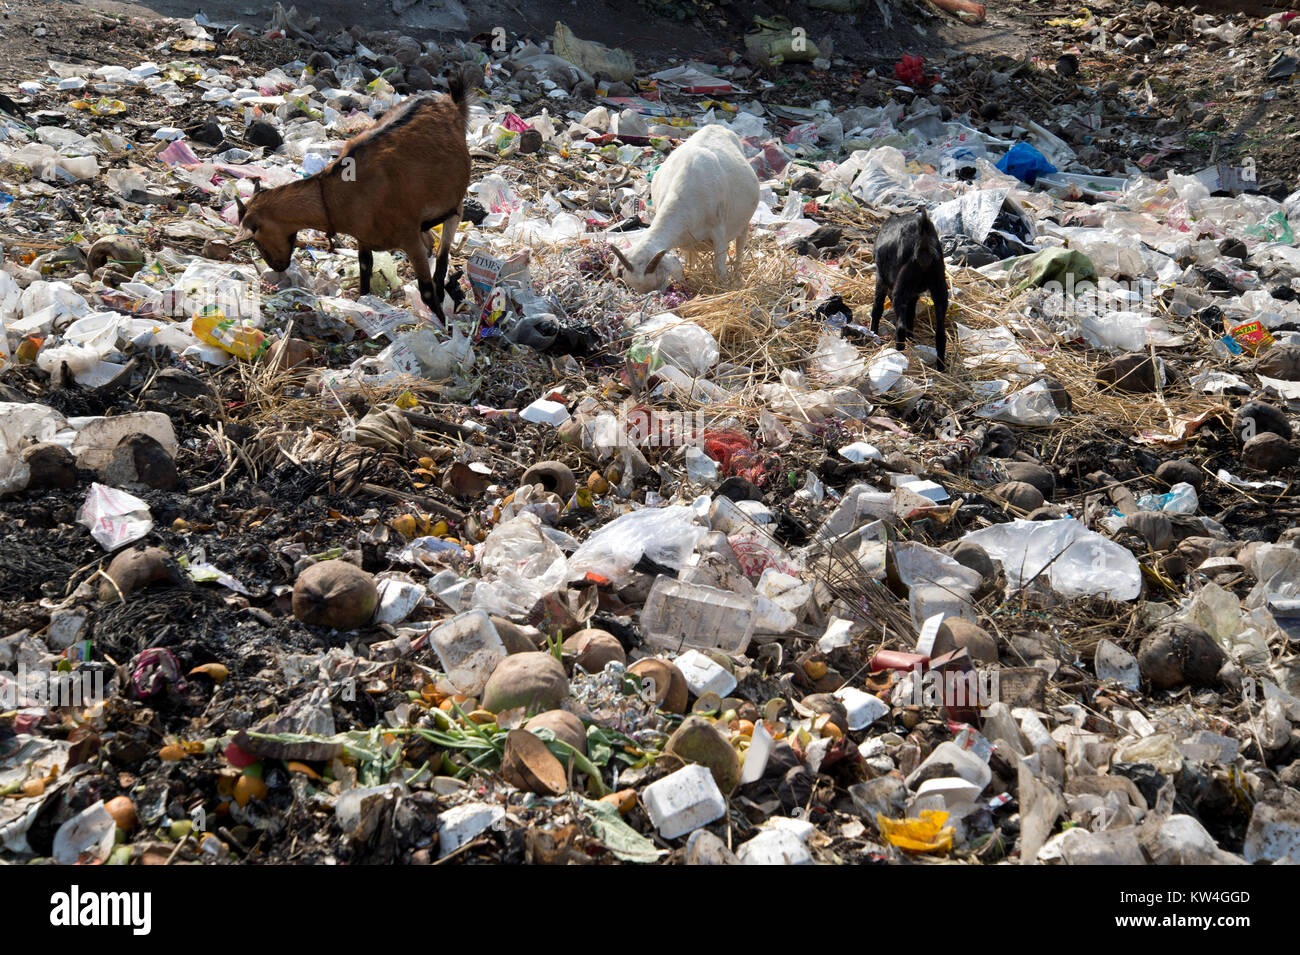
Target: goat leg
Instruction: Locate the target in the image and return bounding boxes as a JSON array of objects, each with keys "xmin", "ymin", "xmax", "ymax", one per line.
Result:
[
  {"xmin": 931, "ymin": 277, "xmax": 949, "ymax": 372},
  {"xmin": 358, "ymin": 248, "xmax": 374, "ymax": 297},
  {"xmin": 895, "ymin": 294, "xmax": 916, "ymax": 353},
  {"xmin": 732, "ymin": 229, "xmax": 747, "ymax": 277},
  {"xmin": 870, "ymin": 278, "xmax": 888, "ymax": 336},
  {"xmin": 432, "ymin": 207, "xmax": 462, "ymax": 318},
  {"xmin": 402, "ymin": 235, "xmax": 443, "ymax": 322},
  {"xmin": 712, "ymin": 228, "xmax": 729, "ymax": 283}
]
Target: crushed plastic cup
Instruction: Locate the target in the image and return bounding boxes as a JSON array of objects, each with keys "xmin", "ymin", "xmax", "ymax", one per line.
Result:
[
  {"xmin": 1094, "ymin": 639, "xmax": 1140, "ymax": 689},
  {"xmin": 52, "ymin": 801, "xmax": 118, "ymax": 865},
  {"xmin": 877, "ymin": 810, "xmax": 954, "ymax": 854},
  {"xmin": 685, "ymin": 446, "xmax": 719, "ymax": 485},
  {"xmin": 78, "ymin": 483, "xmax": 153, "ymax": 550},
  {"xmin": 429, "ymin": 610, "xmax": 507, "ymax": 696},
  {"xmin": 1134, "ymin": 482, "xmax": 1198, "ymax": 515}
]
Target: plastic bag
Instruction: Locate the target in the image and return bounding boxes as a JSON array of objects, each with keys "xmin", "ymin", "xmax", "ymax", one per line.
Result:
[
  {"xmin": 973, "ymin": 379, "xmax": 1062, "ymax": 426},
  {"xmin": 1080, "ymin": 311, "xmax": 1180, "ymax": 352},
  {"xmin": 996, "ymin": 142, "xmax": 1057, "ymax": 185},
  {"xmin": 744, "ymin": 15, "xmax": 821, "ymax": 63},
  {"xmin": 960, "ymin": 518, "xmax": 1141, "ymax": 600},
  {"xmin": 811, "ymin": 332, "xmax": 866, "ymax": 383},
  {"xmin": 567, "ymin": 504, "xmax": 706, "ymax": 586},
  {"xmin": 553, "ymin": 21, "xmax": 636, "ymax": 81},
  {"xmin": 0, "ymin": 402, "xmax": 68, "ymax": 493},
  {"xmin": 1134, "ymin": 482, "xmax": 1198, "ymax": 515},
  {"xmin": 470, "ymin": 512, "xmax": 567, "ymax": 616},
  {"xmin": 630, "ymin": 314, "xmax": 719, "ymax": 377},
  {"xmin": 77, "ymin": 483, "xmax": 153, "ymax": 550}
]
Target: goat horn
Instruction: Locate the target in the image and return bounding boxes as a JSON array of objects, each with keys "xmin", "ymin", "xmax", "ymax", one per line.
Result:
[
  {"xmin": 234, "ymin": 194, "xmax": 246, "ymax": 219},
  {"xmin": 608, "ymin": 244, "xmax": 632, "ymax": 271},
  {"xmin": 252, "ymin": 178, "xmax": 263, "ymax": 194},
  {"xmin": 646, "ymin": 249, "xmax": 667, "ymax": 273}
]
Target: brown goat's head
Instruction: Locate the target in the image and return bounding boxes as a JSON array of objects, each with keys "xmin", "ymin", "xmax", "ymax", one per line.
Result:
[{"xmin": 233, "ymin": 184, "xmax": 297, "ymax": 273}]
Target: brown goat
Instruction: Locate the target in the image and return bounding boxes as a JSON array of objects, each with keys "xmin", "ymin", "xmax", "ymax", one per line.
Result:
[{"xmin": 233, "ymin": 71, "xmax": 471, "ymax": 320}]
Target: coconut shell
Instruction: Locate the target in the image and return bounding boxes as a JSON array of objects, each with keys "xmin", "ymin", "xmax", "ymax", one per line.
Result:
[
  {"xmin": 664, "ymin": 716, "xmax": 741, "ymax": 795},
  {"xmin": 481, "ymin": 652, "xmax": 569, "ymax": 714},
  {"xmin": 442, "ymin": 461, "xmax": 492, "ymax": 499},
  {"xmin": 1137, "ymin": 622, "xmax": 1226, "ymax": 690},
  {"xmin": 291, "ymin": 559, "xmax": 378, "ymax": 629},
  {"xmin": 104, "ymin": 433, "xmax": 179, "ymax": 491},
  {"xmin": 1241, "ymin": 432, "xmax": 1298, "ymax": 472},
  {"xmin": 86, "ymin": 236, "xmax": 145, "ymax": 277},
  {"xmin": 797, "ymin": 693, "xmax": 849, "ymax": 735},
  {"xmin": 563, "ymin": 628, "xmax": 625, "ymax": 674},
  {"xmin": 991, "ymin": 480, "xmax": 1044, "ymax": 511},
  {"xmin": 501, "ymin": 729, "xmax": 568, "ymax": 795},
  {"xmin": 520, "ymin": 460, "xmax": 576, "ymax": 498},
  {"xmin": 933, "ymin": 618, "xmax": 999, "ymax": 665},
  {"xmin": 266, "ymin": 337, "xmax": 316, "ymax": 373},
  {"xmin": 627, "ymin": 658, "xmax": 689, "ymax": 713},
  {"xmin": 525, "ymin": 709, "xmax": 587, "ymax": 756},
  {"xmin": 20, "ymin": 442, "xmax": 76, "ymax": 490},
  {"xmin": 99, "ymin": 546, "xmax": 184, "ymax": 601}
]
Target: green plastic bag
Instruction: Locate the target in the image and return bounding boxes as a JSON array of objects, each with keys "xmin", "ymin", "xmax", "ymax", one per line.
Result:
[
  {"xmin": 744, "ymin": 15, "xmax": 821, "ymax": 64},
  {"xmin": 1012, "ymin": 247, "xmax": 1098, "ymax": 295}
]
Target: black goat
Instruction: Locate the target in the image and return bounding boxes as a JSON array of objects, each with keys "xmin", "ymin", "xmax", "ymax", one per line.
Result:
[{"xmin": 869, "ymin": 208, "xmax": 949, "ymax": 371}]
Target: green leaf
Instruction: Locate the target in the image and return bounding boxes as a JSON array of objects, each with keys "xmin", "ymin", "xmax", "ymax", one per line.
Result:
[{"xmin": 580, "ymin": 797, "xmax": 665, "ymax": 864}]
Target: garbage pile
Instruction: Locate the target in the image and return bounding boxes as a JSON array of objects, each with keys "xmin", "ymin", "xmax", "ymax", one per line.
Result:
[{"xmin": 1, "ymin": 3, "xmax": 1299, "ymax": 865}]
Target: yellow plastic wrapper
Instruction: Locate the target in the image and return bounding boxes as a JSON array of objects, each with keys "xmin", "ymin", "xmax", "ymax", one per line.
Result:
[
  {"xmin": 71, "ymin": 98, "xmax": 126, "ymax": 116},
  {"xmin": 192, "ymin": 311, "xmax": 268, "ymax": 360},
  {"xmin": 1045, "ymin": 8, "xmax": 1092, "ymax": 27},
  {"xmin": 877, "ymin": 810, "xmax": 954, "ymax": 854}
]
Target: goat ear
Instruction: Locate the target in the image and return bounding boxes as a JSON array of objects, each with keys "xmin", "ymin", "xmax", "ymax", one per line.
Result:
[
  {"xmin": 608, "ymin": 244, "xmax": 632, "ymax": 271},
  {"xmin": 233, "ymin": 226, "xmax": 254, "ymax": 243},
  {"xmin": 646, "ymin": 249, "xmax": 668, "ymax": 274}
]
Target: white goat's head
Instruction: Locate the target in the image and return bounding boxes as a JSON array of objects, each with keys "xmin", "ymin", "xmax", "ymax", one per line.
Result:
[{"xmin": 609, "ymin": 243, "xmax": 681, "ymax": 294}]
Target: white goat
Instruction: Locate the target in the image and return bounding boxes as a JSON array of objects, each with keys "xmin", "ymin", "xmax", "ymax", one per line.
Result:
[{"xmin": 611, "ymin": 124, "xmax": 759, "ymax": 292}]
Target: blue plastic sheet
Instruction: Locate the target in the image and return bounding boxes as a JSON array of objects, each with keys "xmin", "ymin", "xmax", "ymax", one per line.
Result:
[{"xmin": 996, "ymin": 142, "xmax": 1058, "ymax": 185}]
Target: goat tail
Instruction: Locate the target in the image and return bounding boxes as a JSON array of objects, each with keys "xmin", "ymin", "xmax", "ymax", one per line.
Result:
[{"xmin": 446, "ymin": 67, "xmax": 474, "ymax": 126}]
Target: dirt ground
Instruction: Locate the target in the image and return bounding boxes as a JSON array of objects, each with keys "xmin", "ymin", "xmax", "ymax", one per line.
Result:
[
  {"xmin": 4, "ymin": 0, "xmax": 1298, "ymax": 183},
  {"xmin": 2, "ymin": 0, "xmax": 1299, "ymax": 870}
]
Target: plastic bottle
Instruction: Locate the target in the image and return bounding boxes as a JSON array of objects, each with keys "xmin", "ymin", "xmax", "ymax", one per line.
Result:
[{"xmin": 640, "ymin": 576, "xmax": 756, "ymax": 655}]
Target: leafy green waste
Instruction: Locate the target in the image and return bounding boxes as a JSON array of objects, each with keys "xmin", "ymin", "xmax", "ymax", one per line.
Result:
[{"xmin": 580, "ymin": 797, "xmax": 665, "ymax": 863}]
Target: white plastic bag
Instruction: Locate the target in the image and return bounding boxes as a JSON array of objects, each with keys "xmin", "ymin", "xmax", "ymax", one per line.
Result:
[
  {"xmin": 471, "ymin": 512, "xmax": 568, "ymax": 616},
  {"xmin": 0, "ymin": 402, "xmax": 68, "ymax": 493},
  {"xmin": 974, "ymin": 379, "xmax": 1061, "ymax": 426},
  {"xmin": 960, "ymin": 518, "xmax": 1141, "ymax": 600},
  {"xmin": 567, "ymin": 504, "xmax": 706, "ymax": 586},
  {"xmin": 77, "ymin": 483, "xmax": 153, "ymax": 550}
]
